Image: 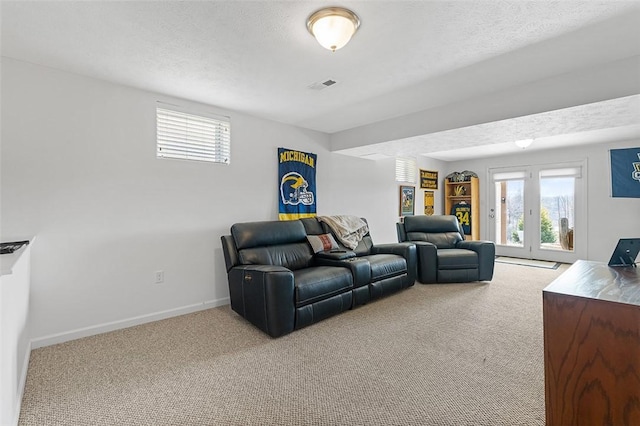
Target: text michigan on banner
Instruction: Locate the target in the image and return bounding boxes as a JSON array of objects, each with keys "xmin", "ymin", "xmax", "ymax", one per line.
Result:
[{"xmin": 278, "ymin": 147, "xmax": 317, "ymax": 220}]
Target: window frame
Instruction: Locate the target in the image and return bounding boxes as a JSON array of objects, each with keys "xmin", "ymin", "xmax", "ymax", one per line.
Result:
[
  {"xmin": 395, "ymin": 157, "xmax": 417, "ymax": 183},
  {"xmin": 156, "ymin": 104, "xmax": 231, "ymax": 165}
]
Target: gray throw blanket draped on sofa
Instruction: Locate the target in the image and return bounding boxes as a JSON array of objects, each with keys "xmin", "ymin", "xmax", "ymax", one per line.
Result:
[{"xmin": 318, "ymin": 215, "xmax": 369, "ymax": 249}]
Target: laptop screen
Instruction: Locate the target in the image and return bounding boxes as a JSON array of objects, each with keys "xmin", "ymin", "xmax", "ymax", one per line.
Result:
[{"xmin": 608, "ymin": 238, "xmax": 640, "ymax": 267}]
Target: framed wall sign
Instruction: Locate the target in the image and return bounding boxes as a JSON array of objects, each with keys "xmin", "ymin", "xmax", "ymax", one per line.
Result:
[
  {"xmin": 399, "ymin": 186, "xmax": 415, "ymax": 216},
  {"xmin": 424, "ymin": 191, "xmax": 434, "ymax": 215},
  {"xmin": 420, "ymin": 169, "xmax": 438, "ymax": 190}
]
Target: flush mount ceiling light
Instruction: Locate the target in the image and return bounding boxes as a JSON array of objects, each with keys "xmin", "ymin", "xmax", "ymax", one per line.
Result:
[
  {"xmin": 307, "ymin": 7, "xmax": 360, "ymax": 52},
  {"xmin": 514, "ymin": 139, "xmax": 534, "ymax": 149}
]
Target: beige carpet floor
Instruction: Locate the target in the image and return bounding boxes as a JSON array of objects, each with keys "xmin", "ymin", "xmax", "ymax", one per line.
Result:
[{"xmin": 19, "ymin": 262, "xmax": 568, "ymax": 425}]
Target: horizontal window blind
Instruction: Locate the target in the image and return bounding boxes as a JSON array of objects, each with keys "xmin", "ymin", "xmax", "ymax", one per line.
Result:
[
  {"xmin": 492, "ymin": 170, "xmax": 526, "ymax": 181},
  {"xmin": 395, "ymin": 157, "xmax": 416, "ymax": 183},
  {"xmin": 157, "ymin": 107, "xmax": 230, "ymax": 164},
  {"xmin": 539, "ymin": 167, "xmax": 582, "ymax": 179}
]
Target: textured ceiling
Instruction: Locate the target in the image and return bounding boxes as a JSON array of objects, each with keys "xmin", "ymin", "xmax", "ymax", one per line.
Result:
[
  {"xmin": 337, "ymin": 95, "xmax": 640, "ymax": 160},
  {"xmin": 2, "ymin": 1, "xmax": 640, "ymax": 161}
]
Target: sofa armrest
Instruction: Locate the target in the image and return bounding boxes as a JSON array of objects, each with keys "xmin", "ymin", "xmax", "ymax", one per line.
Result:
[
  {"xmin": 457, "ymin": 240, "xmax": 496, "ymax": 281},
  {"xmin": 370, "ymin": 242, "xmax": 415, "ymax": 256},
  {"xmin": 456, "ymin": 240, "xmax": 495, "ymax": 257},
  {"xmin": 314, "ymin": 256, "xmax": 371, "ymax": 288},
  {"xmin": 371, "ymin": 242, "xmax": 417, "ymax": 284},
  {"xmin": 411, "ymin": 241, "xmax": 438, "ymax": 283},
  {"xmin": 227, "ymin": 265, "xmax": 295, "ymax": 337},
  {"xmin": 314, "ymin": 250, "xmax": 356, "ymax": 261}
]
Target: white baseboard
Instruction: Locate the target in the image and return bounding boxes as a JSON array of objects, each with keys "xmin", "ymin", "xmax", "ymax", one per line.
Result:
[
  {"xmin": 11, "ymin": 340, "xmax": 31, "ymax": 426},
  {"xmin": 31, "ymin": 298, "xmax": 230, "ymax": 349}
]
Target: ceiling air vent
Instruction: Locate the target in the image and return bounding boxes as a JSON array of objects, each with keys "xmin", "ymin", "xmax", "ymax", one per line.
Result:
[{"xmin": 307, "ymin": 79, "xmax": 338, "ymax": 91}]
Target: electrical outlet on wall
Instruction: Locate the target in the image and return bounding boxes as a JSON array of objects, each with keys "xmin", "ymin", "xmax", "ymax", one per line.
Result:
[{"xmin": 155, "ymin": 270, "xmax": 164, "ymax": 284}]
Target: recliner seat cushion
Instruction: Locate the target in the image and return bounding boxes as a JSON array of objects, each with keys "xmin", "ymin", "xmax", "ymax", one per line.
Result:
[
  {"xmin": 437, "ymin": 249, "xmax": 478, "ymax": 270},
  {"xmin": 361, "ymin": 254, "xmax": 407, "ymax": 281},
  {"xmin": 293, "ymin": 266, "xmax": 353, "ymax": 307}
]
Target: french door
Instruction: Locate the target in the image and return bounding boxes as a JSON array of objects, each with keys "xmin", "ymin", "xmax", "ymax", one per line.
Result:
[{"xmin": 488, "ymin": 161, "xmax": 586, "ymax": 263}]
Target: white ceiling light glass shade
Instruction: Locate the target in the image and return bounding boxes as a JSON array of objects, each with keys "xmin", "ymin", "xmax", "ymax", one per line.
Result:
[
  {"xmin": 514, "ymin": 138, "xmax": 534, "ymax": 149},
  {"xmin": 307, "ymin": 7, "xmax": 360, "ymax": 52}
]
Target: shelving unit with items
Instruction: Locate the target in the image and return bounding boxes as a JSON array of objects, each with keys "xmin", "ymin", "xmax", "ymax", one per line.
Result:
[{"xmin": 444, "ymin": 175, "xmax": 480, "ymax": 240}]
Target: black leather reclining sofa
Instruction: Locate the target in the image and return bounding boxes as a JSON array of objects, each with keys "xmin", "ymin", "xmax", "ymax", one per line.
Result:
[{"xmin": 221, "ymin": 218, "xmax": 416, "ymax": 337}]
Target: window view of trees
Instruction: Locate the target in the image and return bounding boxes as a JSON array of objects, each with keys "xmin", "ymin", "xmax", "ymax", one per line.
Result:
[
  {"xmin": 504, "ymin": 176, "xmax": 574, "ymax": 250},
  {"xmin": 511, "ymin": 208, "xmax": 556, "ymax": 244},
  {"xmin": 502, "ymin": 180, "xmax": 523, "ymax": 246}
]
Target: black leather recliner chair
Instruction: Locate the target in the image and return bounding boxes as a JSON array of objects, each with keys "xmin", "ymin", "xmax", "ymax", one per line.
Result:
[{"xmin": 396, "ymin": 215, "xmax": 495, "ymax": 284}]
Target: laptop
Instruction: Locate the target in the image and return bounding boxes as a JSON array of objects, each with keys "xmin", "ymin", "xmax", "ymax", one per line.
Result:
[{"xmin": 608, "ymin": 238, "xmax": 640, "ymax": 267}]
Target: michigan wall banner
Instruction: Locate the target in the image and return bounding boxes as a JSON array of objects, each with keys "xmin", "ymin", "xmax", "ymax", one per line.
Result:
[
  {"xmin": 610, "ymin": 147, "xmax": 640, "ymax": 198},
  {"xmin": 278, "ymin": 147, "xmax": 317, "ymax": 220}
]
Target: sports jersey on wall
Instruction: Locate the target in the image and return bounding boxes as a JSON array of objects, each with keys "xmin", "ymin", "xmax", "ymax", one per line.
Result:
[{"xmin": 451, "ymin": 202, "xmax": 471, "ymax": 235}]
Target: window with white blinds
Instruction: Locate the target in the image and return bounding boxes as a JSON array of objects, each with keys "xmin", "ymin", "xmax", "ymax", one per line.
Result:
[
  {"xmin": 395, "ymin": 157, "xmax": 416, "ymax": 183},
  {"xmin": 492, "ymin": 170, "xmax": 527, "ymax": 181},
  {"xmin": 156, "ymin": 106, "xmax": 230, "ymax": 164},
  {"xmin": 539, "ymin": 166, "xmax": 582, "ymax": 179}
]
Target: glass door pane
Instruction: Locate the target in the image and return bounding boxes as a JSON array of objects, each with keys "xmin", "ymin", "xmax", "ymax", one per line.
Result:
[
  {"xmin": 490, "ymin": 168, "xmax": 529, "ymax": 258},
  {"xmin": 532, "ymin": 163, "xmax": 584, "ymax": 263},
  {"xmin": 494, "ymin": 179, "xmax": 525, "ymax": 247},
  {"xmin": 539, "ymin": 176, "xmax": 575, "ymax": 253}
]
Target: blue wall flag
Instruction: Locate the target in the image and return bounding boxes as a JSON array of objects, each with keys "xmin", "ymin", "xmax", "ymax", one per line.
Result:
[
  {"xmin": 610, "ymin": 147, "xmax": 640, "ymax": 198},
  {"xmin": 278, "ymin": 147, "xmax": 317, "ymax": 220}
]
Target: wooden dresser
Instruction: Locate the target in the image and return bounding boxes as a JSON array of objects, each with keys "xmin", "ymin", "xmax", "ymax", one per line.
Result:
[{"xmin": 542, "ymin": 260, "xmax": 640, "ymax": 426}]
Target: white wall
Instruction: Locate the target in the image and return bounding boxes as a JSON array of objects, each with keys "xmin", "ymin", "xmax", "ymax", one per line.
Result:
[
  {"xmin": 0, "ymin": 58, "xmax": 404, "ymax": 346},
  {"xmin": 442, "ymin": 140, "xmax": 640, "ymax": 262}
]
